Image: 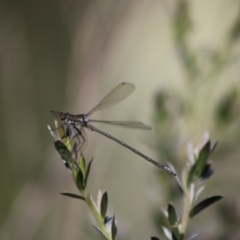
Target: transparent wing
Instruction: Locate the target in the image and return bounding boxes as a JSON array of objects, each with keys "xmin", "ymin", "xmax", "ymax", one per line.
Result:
[
  {"xmin": 89, "ymin": 120, "xmax": 151, "ymax": 130},
  {"xmin": 87, "ymin": 82, "xmax": 135, "ymax": 116}
]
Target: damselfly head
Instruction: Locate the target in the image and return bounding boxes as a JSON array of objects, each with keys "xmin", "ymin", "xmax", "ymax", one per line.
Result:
[{"xmin": 51, "ymin": 111, "xmax": 69, "ymax": 121}]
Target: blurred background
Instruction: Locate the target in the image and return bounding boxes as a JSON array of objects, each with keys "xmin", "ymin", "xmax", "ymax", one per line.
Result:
[{"xmin": 1, "ymin": 0, "xmax": 240, "ymax": 239}]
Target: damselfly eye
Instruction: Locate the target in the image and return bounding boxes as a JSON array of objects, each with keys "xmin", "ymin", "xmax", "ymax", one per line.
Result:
[{"xmin": 60, "ymin": 113, "xmax": 66, "ymax": 121}]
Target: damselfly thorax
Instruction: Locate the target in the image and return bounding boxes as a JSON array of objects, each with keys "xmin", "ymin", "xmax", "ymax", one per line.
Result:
[{"xmin": 59, "ymin": 113, "xmax": 89, "ymax": 126}]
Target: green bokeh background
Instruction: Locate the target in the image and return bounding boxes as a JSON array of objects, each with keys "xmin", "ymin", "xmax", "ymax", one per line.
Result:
[{"xmin": 1, "ymin": 1, "xmax": 240, "ymax": 239}]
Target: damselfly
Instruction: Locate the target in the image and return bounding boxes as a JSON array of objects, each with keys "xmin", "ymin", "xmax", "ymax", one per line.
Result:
[{"xmin": 50, "ymin": 83, "xmax": 176, "ymax": 176}]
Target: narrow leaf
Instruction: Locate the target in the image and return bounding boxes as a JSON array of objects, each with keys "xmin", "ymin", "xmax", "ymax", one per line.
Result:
[
  {"xmin": 54, "ymin": 140, "xmax": 71, "ymax": 158},
  {"xmin": 189, "ymin": 195, "xmax": 224, "ymax": 218},
  {"xmin": 168, "ymin": 203, "xmax": 178, "ymax": 226},
  {"xmin": 74, "ymin": 169, "xmax": 85, "ymax": 191},
  {"xmin": 195, "ymin": 186, "xmax": 205, "ymax": 199},
  {"xmin": 187, "ymin": 141, "xmax": 211, "ymax": 187},
  {"xmin": 84, "ymin": 158, "xmax": 93, "ymax": 187},
  {"xmin": 161, "ymin": 226, "xmax": 172, "ymax": 240},
  {"xmin": 54, "ymin": 140, "xmax": 75, "ymax": 171},
  {"xmin": 196, "ymin": 132, "xmax": 209, "ymax": 153},
  {"xmin": 77, "ymin": 154, "xmax": 86, "ymax": 176},
  {"xmin": 187, "ymin": 233, "xmax": 201, "ymax": 240},
  {"xmin": 187, "ymin": 164, "xmax": 196, "ymax": 188},
  {"xmin": 111, "ymin": 215, "xmax": 117, "ymax": 240},
  {"xmin": 194, "ymin": 141, "xmax": 211, "ymax": 178},
  {"xmin": 161, "ymin": 208, "xmax": 168, "ymax": 218},
  {"xmin": 100, "ymin": 191, "xmax": 108, "ymax": 219},
  {"xmin": 61, "ymin": 192, "xmax": 85, "ymax": 201},
  {"xmin": 172, "ymin": 233, "xmax": 178, "ymax": 240},
  {"xmin": 97, "ymin": 190, "xmax": 103, "ymax": 211},
  {"xmin": 168, "ymin": 203, "xmax": 179, "ymax": 239}
]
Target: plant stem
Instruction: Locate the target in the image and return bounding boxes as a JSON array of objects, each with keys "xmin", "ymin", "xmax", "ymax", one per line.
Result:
[
  {"xmin": 82, "ymin": 189, "xmax": 111, "ymax": 240},
  {"xmin": 180, "ymin": 187, "xmax": 191, "ymax": 237}
]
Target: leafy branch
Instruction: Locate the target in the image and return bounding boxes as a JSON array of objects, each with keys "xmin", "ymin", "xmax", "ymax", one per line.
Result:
[
  {"xmin": 152, "ymin": 133, "xmax": 224, "ymax": 240},
  {"xmin": 48, "ymin": 121, "xmax": 117, "ymax": 240}
]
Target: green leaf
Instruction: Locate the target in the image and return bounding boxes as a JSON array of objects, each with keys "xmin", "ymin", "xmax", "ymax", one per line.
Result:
[
  {"xmin": 187, "ymin": 141, "xmax": 211, "ymax": 187},
  {"xmin": 167, "ymin": 203, "xmax": 179, "ymax": 239},
  {"xmin": 168, "ymin": 203, "xmax": 178, "ymax": 226},
  {"xmin": 194, "ymin": 141, "xmax": 211, "ymax": 178},
  {"xmin": 189, "ymin": 195, "xmax": 224, "ymax": 218},
  {"xmin": 187, "ymin": 164, "xmax": 196, "ymax": 188},
  {"xmin": 60, "ymin": 192, "xmax": 85, "ymax": 201},
  {"xmin": 172, "ymin": 233, "xmax": 177, "ymax": 240},
  {"xmin": 54, "ymin": 140, "xmax": 71, "ymax": 158},
  {"xmin": 54, "ymin": 140, "xmax": 75, "ymax": 171},
  {"xmin": 74, "ymin": 169, "xmax": 85, "ymax": 191},
  {"xmin": 100, "ymin": 191, "xmax": 108, "ymax": 219},
  {"xmin": 84, "ymin": 158, "xmax": 93, "ymax": 187},
  {"xmin": 77, "ymin": 154, "xmax": 86, "ymax": 176},
  {"xmin": 111, "ymin": 215, "xmax": 117, "ymax": 240}
]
